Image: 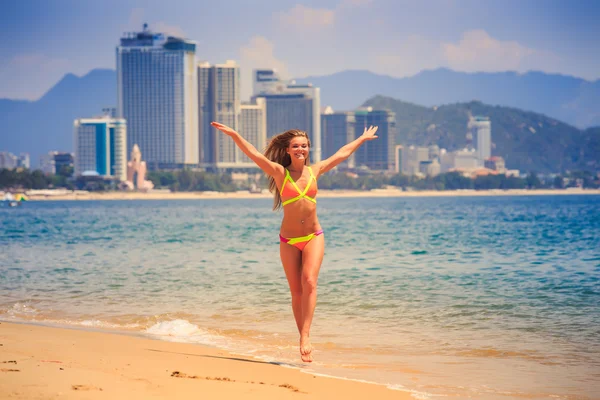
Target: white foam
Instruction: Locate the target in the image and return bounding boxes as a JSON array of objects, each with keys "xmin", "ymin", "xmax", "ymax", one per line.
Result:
[
  {"xmin": 143, "ymin": 319, "xmax": 229, "ymax": 348},
  {"xmin": 78, "ymin": 320, "xmax": 141, "ymax": 329},
  {"xmin": 6, "ymin": 302, "xmax": 39, "ymax": 316},
  {"xmin": 36, "ymin": 318, "xmax": 141, "ymax": 330},
  {"xmin": 145, "ymin": 319, "xmax": 203, "ymax": 336}
]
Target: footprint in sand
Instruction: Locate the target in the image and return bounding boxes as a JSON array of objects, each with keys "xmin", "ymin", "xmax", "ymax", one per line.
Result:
[
  {"xmin": 72, "ymin": 385, "xmax": 103, "ymax": 391},
  {"xmin": 279, "ymin": 383, "xmax": 300, "ymax": 392},
  {"xmin": 171, "ymin": 371, "xmax": 303, "ymax": 393}
]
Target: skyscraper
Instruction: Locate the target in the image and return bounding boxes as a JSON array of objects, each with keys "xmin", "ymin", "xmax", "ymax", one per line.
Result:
[
  {"xmin": 252, "ymin": 69, "xmax": 322, "ymax": 162},
  {"xmin": 74, "ymin": 116, "xmax": 127, "ymax": 181},
  {"xmin": 253, "ymin": 69, "xmax": 281, "ymax": 95},
  {"xmin": 38, "ymin": 152, "xmax": 74, "ymax": 174},
  {"xmin": 0, "ymin": 152, "xmax": 18, "ymax": 169},
  {"xmin": 354, "ymin": 108, "xmax": 396, "ymax": 170},
  {"xmin": 198, "ymin": 62, "xmax": 214, "ymax": 166},
  {"xmin": 238, "ymin": 98, "xmax": 267, "ymax": 167},
  {"xmin": 321, "ymin": 107, "xmax": 356, "ymax": 168},
  {"xmin": 117, "ymin": 24, "xmax": 198, "ymax": 168},
  {"xmin": 53, "ymin": 153, "xmax": 74, "ymax": 175},
  {"xmin": 401, "ymin": 146, "xmax": 429, "ymax": 175},
  {"xmin": 198, "ymin": 60, "xmax": 241, "ymax": 168},
  {"xmin": 469, "ymin": 116, "xmax": 491, "ymax": 165}
]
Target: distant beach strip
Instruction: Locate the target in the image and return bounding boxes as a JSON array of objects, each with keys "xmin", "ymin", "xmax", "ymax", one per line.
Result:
[{"xmin": 19, "ymin": 187, "xmax": 600, "ymax": 201}]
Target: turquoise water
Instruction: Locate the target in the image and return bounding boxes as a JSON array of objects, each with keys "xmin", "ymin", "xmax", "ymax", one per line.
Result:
[{"xmin": 1, "ymin": 195, "xmax": 599, "ymax": 399}]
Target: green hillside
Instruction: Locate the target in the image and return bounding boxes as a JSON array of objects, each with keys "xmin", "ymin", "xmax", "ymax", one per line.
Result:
[{"xmin": 363, "ymin": 96, "xmax": 600, "ymax": 173}]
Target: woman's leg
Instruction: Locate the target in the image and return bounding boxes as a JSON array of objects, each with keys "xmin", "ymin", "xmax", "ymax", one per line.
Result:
[
  {"xmin": 298, "ymin": 234, "xmax": 325, "ymax": 362},
  {"xmin": 280, "ymin": 242, "xmax": 304, "ymax": 335}
]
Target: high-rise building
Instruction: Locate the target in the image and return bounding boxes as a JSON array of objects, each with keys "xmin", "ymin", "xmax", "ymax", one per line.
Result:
[
  {"xmin": 469, "ymin": 116, "xmax": 491, "ymax": 165},
  {"xmin": 419, "ymin": 159, "xmax": 441, "ymax": 177},
  {"xmin": 428, "ymin": 145, "xmax": 440, "ymax": 161},
  {"xmin": 0, "ymin": 152, "xmax": 18, "ymax": 169},
  {"xmin": 54, "ymin": 153, "xmax": 74, "ymax": 175},
  {"xmin": 253, "ymin": 93, "xmax": 318, "ymax": 162},
  {"xmin": 454, "ymin": 148, "xmax": 479, "ymax": 170},
  {"xmin": 74, "ymin": 116, "xmax": 127, "ymax": 181},
  {"xmin": 439, "ymin": 149, "xmax": 454, "ymax": 172},
  {"xmin": 238, "ymin": 98, "xmax": 267, "ymax": 167},
  {"xmin": 39, "ymin": 153, "xmax": 56, "ymax": 174},
  {"xmin": 253, "ymin": 69, "xmax": 281, "ymax": 95},
  {"xmin": 485, "ymin": 156, "xmax": 506, "ymax": 172},
  {"xmin": 214, "ymin": 61, "xmax": 241, "ymax": 166},
  {"xmin": 198, "ymin": 62, "xmax": 214, "ymax": 166},
  {"xmin": 38, "ymin": 152, "xmax": 74, "ymax": 174},
  {"xmin": 252, "ymin": 70, "xmax": 322, "ymax": 162},
  {"xmin": 394, "ymin": 145, "xmax": 403, "ymax": 173},
  {"xmin": 17, "ymin": 153, "xmax": 30, "ymax": 169},
  {"xmin": 401, "ymin": 146, "xmax": 429, "ymax": 175},
  {"xmin": 321, "ymin": 107, "xmax": 356, "ymax": 168},
  {"xmin": 117, "ymin": 24, "xmax": 198, "ymax": 168},
  {"xmin": 353, "ymin": 108, "xmax": 396, "ymax": 170},
  {"xmin": 198, "ymin": 60, "xmax": 241, "ymax": 168}
]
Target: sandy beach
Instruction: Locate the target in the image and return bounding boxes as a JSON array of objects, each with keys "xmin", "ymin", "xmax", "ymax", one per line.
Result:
[
  {"xmin": 24, "ymin": 187, "xmax": 600, "ymax": 201},
  {"xmin": 3, "ymin": 195, "xmax": 599, "ymax": 399},
  {"xmin": 0, "ymin": 322, "xmax": 414, "ymax": 400}
]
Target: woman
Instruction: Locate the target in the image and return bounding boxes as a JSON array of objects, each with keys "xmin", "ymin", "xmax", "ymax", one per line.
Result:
[{"xmin": 211, "ymin": 121, "xmax": 379, "ymax": 362}]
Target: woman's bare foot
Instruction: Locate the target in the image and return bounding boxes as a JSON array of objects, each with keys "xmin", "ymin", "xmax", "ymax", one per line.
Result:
[{"xmin": 300, "ymin": 335, "xmax": 313, "ymax": 363}]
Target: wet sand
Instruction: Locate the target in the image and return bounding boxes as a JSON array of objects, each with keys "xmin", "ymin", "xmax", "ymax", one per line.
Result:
[{"xmin": 0, "ymin": 322, "xmax": 413, "ymax": 400}]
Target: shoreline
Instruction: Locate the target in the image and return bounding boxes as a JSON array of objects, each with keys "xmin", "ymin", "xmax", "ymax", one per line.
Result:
[
  {"xmin": 0, "ymin": 321, "xmax": 414, "ymax": 400},
  {"xmin": 23, "ymin": 187, "xmax": 600, "ymax": 201}
]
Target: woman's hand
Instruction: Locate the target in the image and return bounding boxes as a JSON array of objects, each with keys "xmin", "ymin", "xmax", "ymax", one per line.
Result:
[
  {"xmin": 361, "ymin": 125, "xmax": 379, "ymax": 141},
  {"xmin": 211, "ymin": 122, "xmax": 237, "ymax": 137}
]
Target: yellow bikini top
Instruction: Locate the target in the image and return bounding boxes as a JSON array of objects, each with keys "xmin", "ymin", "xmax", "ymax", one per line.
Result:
[{"xmin": 279, "ymin": 167, "xmax": 318, "ymax": 207}]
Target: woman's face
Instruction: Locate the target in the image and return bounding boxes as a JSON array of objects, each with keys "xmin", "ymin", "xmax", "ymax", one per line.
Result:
[{"xmin": 287, "ymin": 136, "xmax": 309, "ymax": 162}]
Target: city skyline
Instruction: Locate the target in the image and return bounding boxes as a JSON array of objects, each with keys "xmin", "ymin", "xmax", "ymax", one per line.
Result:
[{"xmin": 1, "ymin": 0, "xmax": 599, "ymax": 102}]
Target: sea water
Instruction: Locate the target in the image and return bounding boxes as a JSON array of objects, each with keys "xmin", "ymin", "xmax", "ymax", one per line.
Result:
[{"xmin": 1, "ymin": 195, "xmax": 599, "ymax": 399}]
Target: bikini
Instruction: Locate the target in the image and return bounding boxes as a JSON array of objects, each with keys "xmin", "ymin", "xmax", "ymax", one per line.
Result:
[{"xmin": 279, "ymin": 166, "xmax": 323, "ymax": 251}]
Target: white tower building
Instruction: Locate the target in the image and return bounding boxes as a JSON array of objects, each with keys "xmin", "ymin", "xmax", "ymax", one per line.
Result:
[{"xmin": 117, "ymin": 24, "xmax": 198, "ymax": 168}]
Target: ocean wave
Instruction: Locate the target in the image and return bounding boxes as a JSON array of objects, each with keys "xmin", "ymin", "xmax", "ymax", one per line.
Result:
[
  {"xmin": 49, "ymin": 319, "xmax": 141, "ymax": 330},
  {"xmin": 143, "ymin": 319, "xmax": 231, "ymax": 348},
  {"xmin": 2, "ymin": 302, "xmax": 40, "ymax": 317}
]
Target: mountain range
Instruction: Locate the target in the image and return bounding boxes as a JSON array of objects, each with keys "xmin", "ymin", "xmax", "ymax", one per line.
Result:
[
  {"xmin": 296, "ymin": 69, "xmax": 600, "ymax": 129},
  {"xmin": 0, "ymin": 68, "xmax": 598, "ymax": 172},
  {"xmin": 0, "ymin": 69, "xmax": 116, "ymax": 166},
  {"xmin": 363, "ymin": 96, "xmax": 599, "ymax": 173}
]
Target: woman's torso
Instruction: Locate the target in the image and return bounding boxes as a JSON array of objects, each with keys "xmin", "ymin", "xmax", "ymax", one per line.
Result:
[{"xmin": 277, "ymin": 166, "xmax": 321, "ymax": 237}]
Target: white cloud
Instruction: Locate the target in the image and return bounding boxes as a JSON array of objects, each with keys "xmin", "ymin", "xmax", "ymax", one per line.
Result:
[
  {"xmin": 338, "ymin": 0, "xmax": 374, "ymax": 8},
  {"xmin": 375, "ymin": 35, "xmax": 445, "ymax": 77},
  {"xmin": 127, "ymin": 8, "xmax": 145, "ymax": 31},
  {"xmin": 274, "ymin": 5, "xmax": 335, "ymax": 29},
  {"xmin": 443, "ymin": 29, "xmax": 551, "ymax": 72},
  {"xmin": 0, "ymin": 54, "xmax": 72, "ymax": 100},
  {"xmin": 125, "ymin": 8, "xmax": 186, "ymax": 38},
  {"xmin": 368, "ymin": 30, "xmax": 563, "ymax": 79},
  {"xmin": 239, "ymin": 36, "xmax": 290, "ymax": 101},
  {"xmin": 153, "ymin": 22, "xmax": 187, "ymax": 38}
]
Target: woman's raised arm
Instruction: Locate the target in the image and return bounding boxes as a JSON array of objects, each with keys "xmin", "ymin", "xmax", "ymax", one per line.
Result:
[
  {"xmin": 313, "ymin": 125, "xmax": 378, "ymax": 177},
  {"xmin": 211, "ymin": 122, "xmax": 284, "ymax": 177}
]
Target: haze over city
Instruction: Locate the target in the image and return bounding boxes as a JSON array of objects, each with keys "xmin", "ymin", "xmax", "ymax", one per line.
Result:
[
  {"xmin": 1, "ymin": 0, "xmax": 599, "ymax": 101},
  {"xmin": 1, "ymin": 0, "xmax": 600, "ymax": 181},
  {"xmin": 2, "ymin": 3, "xmax": 600, "ymax": 400}
]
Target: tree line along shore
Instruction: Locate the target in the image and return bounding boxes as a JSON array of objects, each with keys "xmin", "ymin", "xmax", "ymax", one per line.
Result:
[{"xmin": 1, "ymin": 168, "xmax": 599, "ymax": 193}]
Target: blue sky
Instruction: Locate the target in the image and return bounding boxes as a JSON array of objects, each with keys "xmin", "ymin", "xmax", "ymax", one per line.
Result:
[{"xmin": 1, "ymin": 0, "xmax": 599, "ymax": 101}]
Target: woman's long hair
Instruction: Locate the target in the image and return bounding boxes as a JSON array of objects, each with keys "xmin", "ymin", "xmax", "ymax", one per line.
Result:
[{"xmin": 264, "ymin": 129, "xmax": 311, "ymax": 210}]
